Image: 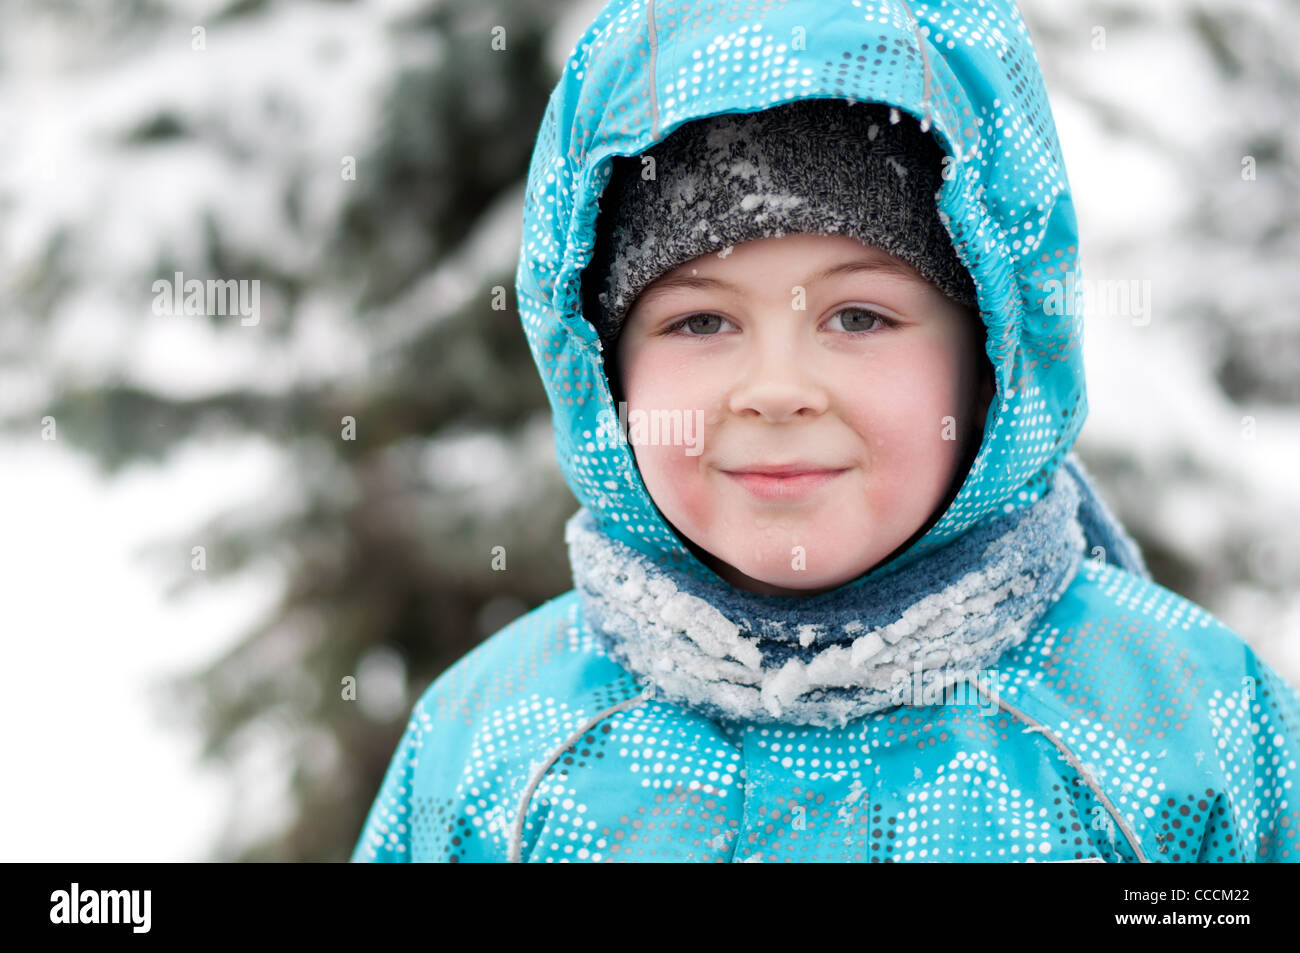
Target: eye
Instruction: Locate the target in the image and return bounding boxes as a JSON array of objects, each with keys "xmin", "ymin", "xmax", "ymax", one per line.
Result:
[
  {"xmin": 827, "ymin": 307, "xmax": 896, "ymax": 334},
  {"xmin": 662, "ymin": 312, "xmax": 732, "ymax": 336}
]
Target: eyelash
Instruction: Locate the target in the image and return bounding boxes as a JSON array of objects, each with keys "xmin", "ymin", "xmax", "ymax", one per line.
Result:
[{"xmin": 659, "ymin": 307, "xmax": 897, "ymax": 337}]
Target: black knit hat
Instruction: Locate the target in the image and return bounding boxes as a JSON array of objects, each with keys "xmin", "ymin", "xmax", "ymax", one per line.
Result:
[{"xmin": 583, "ymin": 98, "xmax": 979, "ymax": 351}]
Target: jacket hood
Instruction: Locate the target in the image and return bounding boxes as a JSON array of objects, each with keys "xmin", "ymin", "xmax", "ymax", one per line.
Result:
[{"xmin": 515, "ymin": 0, "xmax": 1086, "ymax": 589}]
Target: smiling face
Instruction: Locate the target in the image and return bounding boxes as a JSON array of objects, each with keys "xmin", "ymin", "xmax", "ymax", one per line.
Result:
[{"xmin": 613, "ymin": 232, "xmax": 995, "ymax": 596}]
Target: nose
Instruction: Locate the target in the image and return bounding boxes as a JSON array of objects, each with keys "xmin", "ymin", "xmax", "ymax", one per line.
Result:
[{"xmin": 725, "ymin": 324, "xmax": 830, "ymax": 422}]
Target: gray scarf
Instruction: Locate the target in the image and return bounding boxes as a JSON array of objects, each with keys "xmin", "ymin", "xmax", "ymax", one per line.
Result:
[{"xmin": 566, "ymin": 456, "xmax": 1145, "ymax": 729}]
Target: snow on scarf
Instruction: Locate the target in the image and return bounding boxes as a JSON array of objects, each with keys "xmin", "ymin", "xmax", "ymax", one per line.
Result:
[{"xmin": 567, "ymin": 452, "xmax": 1149, "ymax": 729}]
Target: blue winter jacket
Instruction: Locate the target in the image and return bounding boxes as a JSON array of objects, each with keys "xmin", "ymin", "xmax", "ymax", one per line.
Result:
[{"xmin": 352, "ymin": 0, "xmax": 1300, "ymax": 862}]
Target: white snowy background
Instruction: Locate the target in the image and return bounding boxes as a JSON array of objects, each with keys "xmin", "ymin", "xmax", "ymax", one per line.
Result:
[{"xmin": 1, "ymin": 0, "xmax": 1296, "ymax": 861}]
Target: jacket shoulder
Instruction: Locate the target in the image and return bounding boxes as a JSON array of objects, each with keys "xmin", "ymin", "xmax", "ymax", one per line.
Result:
[
  {"xmin": 1041, "ymin": 561, "xmax": 1277, "ymax": 685},
  {"xmin": 1012, "ymin": 562, "xmax": 1300, "ymax": 862},
  {"xmin": 350, "ymin": 590, "xmax": 641, "ymax": 862}
]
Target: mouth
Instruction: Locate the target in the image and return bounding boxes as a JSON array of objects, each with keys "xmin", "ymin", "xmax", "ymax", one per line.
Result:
[{"xmin": 721, "ymin": 467, "xmax": 850, "ymax": 501}]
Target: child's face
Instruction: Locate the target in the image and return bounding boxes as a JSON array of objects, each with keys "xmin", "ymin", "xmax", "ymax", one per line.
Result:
[{"xmin": 615, "ymin": 233, "xmax": 993, "ymax": 596}]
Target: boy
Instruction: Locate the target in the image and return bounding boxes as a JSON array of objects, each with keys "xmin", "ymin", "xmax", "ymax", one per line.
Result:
[{"xmin": 352, "ymin": 0, "xmax": 1299, "ymax": 862}]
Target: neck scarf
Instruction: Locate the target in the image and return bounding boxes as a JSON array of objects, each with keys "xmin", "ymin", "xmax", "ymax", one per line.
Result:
[{"xmin": 567, "ymin": 454, "xmax": 1148, "ymax": 729}]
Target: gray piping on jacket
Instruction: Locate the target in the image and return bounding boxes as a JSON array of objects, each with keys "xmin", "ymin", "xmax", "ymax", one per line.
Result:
[
  {"xmin": 507, "ymin": 685, "xmax": 1150, "ymax": 863},
  {"xmin": 646, "ymin": 0, "xmax": 661, "ymax": 140},
  {"xmin": 527, "ymin": 0, "xmax": 1143, "ymax": 870},
  {"xmin": 509, "ymin": 688, "xmax": 655, "ymax": 863},
  {"xmin": 967, "ymin": 678, "xmax": 1152, "ymax": 863},
  {"xmin": 896, "ymin": 0, "xmax": 933, "ymax": 131}
]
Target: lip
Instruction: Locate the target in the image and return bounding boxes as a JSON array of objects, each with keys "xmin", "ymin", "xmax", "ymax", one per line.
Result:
[
  {"xmin": 726, "ymin": 462, "xmax": 839, "ymax": 475},
  {"xmin": 722, "ymin": 466, "xmax": 849, "ymax": 501}
]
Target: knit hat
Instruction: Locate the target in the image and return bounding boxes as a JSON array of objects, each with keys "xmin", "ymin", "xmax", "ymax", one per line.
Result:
[{"xmin": 583, "ymin": 98, "xmax": 979, "ymax": 352}]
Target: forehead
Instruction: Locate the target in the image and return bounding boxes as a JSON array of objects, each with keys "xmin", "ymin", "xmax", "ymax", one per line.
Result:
[{"xmin": 639, "ymin": 234, "xmax": 927, "ymax": 302}]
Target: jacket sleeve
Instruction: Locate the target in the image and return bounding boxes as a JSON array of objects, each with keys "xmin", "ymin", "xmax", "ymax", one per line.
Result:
[
  {"xmin": 348, "ymin": 667, "xmax": 493, "ymax": 863},
  {"xmin": 348, "ymin": 629, "xmax": 534, "ymax": 863},
  {"xmin": 349, "ymin": 703, "xmax": 426, "ymax": 862},
  {"xmin": 348, "ymin": 595, "xmax": 643, "ymax": 862},
  {"xmin": 1246, "ymin": 648, "xmax": 1300, "ymax": 862}
]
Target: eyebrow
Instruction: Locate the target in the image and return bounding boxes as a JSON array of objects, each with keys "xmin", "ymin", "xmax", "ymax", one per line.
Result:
[{"xmin": 636, "ymin": 255, "xmax": 919, "ymax": 303}]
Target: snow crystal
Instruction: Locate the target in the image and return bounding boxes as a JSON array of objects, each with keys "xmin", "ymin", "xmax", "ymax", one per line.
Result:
[
  {"xmin": 796, "ymin": 624, "xmax": 820, "ymax": 648},
  {"xmin": 739, "ymin": 192, "xmax": 806, "ymax": 212},
  {"xmin": 761, "ymin": 658, "xmax": 809, "ymax": 718},
  {"xmin": 659, "ymin": 590, "xmax": 759, "ymax": 669},
  {"xmin": 850, "ymin": 632, "xmax": 886, "ymax": 665}
]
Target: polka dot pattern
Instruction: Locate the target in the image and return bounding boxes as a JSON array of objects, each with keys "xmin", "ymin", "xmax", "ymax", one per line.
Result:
[{"xmin": 352, "ymin": 566, "xmax": 1300, "ymax": 862}]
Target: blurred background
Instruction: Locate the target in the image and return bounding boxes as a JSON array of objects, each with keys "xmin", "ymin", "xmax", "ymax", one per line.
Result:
[{"xmin": 1, "ymin": 0, "xmax": 1296, "ymax": 862}]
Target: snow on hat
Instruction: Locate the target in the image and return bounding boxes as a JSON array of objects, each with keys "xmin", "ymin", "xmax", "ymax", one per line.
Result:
[{"xmin": 583, "ymin": 98, "xmax": 979, "ymax": 351}]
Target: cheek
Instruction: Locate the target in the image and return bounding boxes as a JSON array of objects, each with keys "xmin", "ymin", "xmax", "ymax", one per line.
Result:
[
  {"xmin": 839, "ymin": 339, "xmax": 967, "ymax": 472},
  {"xmin": 624, "ymin": 339, "xmax": 738, "ymax": 435},
  {"xmin": 620, "ymin": 346, "xmax": 718, "ymax": 526},
  {"xmin": 635, "ymin": 445, "xmax": 712, "ymax": 529},
  {"xmin": 621, "ymin": 336, "xmax": 673, "ymax": 403}
]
